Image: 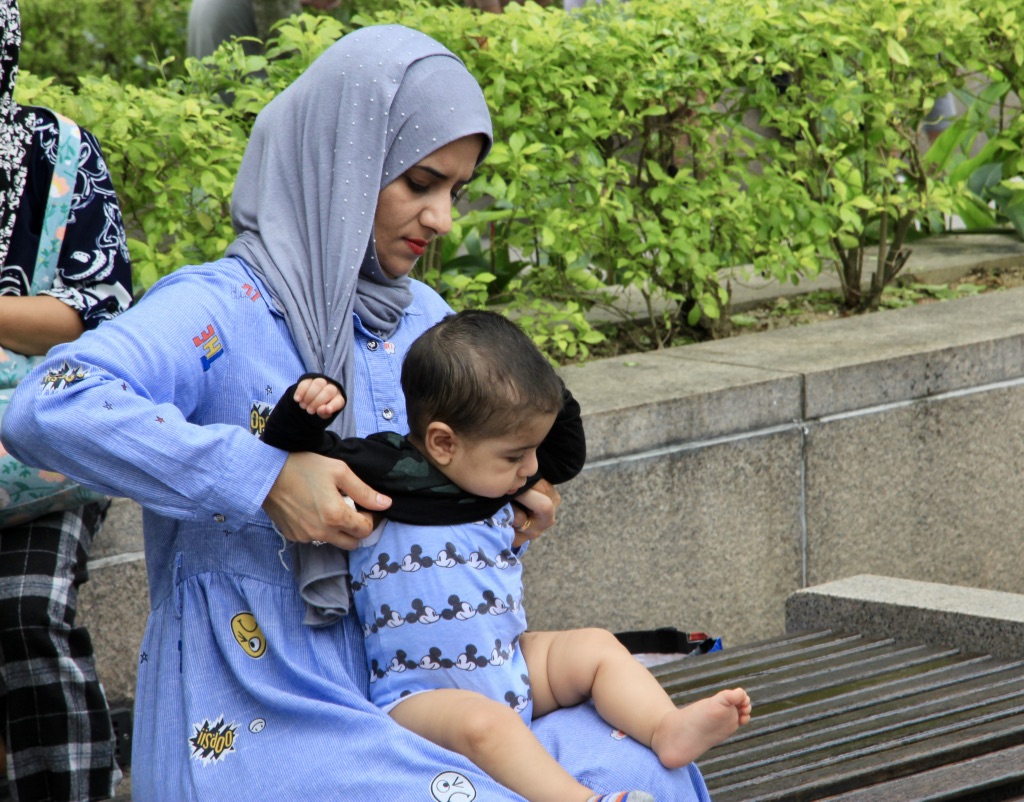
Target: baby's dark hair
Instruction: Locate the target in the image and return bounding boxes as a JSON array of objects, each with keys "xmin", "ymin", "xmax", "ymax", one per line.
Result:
[{"xmin": 402, "ymin": 309, "xmax": 563, "ymax": 441}]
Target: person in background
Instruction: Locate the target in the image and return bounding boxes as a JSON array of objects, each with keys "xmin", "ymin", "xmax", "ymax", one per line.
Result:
[
  {"xmin": 0, "ymin": 1, "xmax": 134, "ymax": 800},
  {"xmin": 922, "ymin": 91, "xmax": 957, "ymax": 145},
  {"xmin": 187, "ymin": 0, "xmax": 341, "ymax": 60}
]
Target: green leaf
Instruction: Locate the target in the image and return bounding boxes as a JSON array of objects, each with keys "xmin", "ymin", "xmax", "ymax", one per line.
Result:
[
  {"xmin": 508, "ymin": 131, "xmax": 527, "ymax": 156},
  {"xmin": 847, "ymin": 195, "xmax": 876, "ymax": 210},
  {"xmin": 885, "ymin": 38, "xmax": 911, "ymax": 66}
]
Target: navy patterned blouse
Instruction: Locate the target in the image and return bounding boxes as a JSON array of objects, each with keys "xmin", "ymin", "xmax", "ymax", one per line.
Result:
[{"xmin": 1, "ymin": 107, "xmax": 133, "ymax": 328}]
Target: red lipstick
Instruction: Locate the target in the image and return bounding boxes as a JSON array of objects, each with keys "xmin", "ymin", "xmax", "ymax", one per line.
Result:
[{"xmin": 405, "ymin": 238, "xmax": 428, "ymax": 256}]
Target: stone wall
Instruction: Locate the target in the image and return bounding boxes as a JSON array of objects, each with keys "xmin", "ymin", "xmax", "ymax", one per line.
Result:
[{"xmin": 525, "ymin": 285, "xmax": 1024, "ymax": 646}]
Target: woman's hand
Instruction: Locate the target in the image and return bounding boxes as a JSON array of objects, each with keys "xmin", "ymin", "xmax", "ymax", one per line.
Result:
[
  {"xmin": 263, "ymin": 451, "xmax": 392, "ymax": 549},
  {"xmin": 511, "ymin": 478, "xmax": 561, "ymax": 548}
]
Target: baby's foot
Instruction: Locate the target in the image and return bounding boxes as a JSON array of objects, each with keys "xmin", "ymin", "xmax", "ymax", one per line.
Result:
[
  {"xmin": 587, "ymin": 793, "xmax": 655, "ymax": 802},
  {"xmin": 650, "ymin": 687, "xmax": 752, "ymax": 769}
]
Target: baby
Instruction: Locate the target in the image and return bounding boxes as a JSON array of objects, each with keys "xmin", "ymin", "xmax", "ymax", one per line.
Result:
[{"xmin": 263, "ymin": 309, "xmax": 750, "ymax": 802}]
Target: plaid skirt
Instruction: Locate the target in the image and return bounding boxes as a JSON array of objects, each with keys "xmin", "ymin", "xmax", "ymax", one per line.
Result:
[{"xmin": 0, "ymin": 502, "xmax": 121, "ymax": 802}]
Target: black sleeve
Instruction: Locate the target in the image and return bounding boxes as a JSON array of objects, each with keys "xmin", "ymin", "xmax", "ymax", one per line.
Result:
[
  {"xmin": 261, "ymin": 373, "xmax": 347, "ymax": 455},
  {"xmin": 264, "ymin": 375, "xmax": 586, "ymax": 489},
  {"xmin": 534, "ymin": 382, "xmax": 586, "ymax": 485}
]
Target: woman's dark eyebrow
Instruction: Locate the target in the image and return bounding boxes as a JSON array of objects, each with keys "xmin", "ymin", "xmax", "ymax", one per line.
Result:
[
  {"xmin": 414, "ymin": 165, "xmax": 446, "ymax": 180},
  {"xmin": 411, "ymin": 164, "xmax": 475, "ymax": 185}
]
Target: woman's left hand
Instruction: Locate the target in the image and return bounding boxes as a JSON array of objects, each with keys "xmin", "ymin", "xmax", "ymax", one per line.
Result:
[{"xmin": 511, "ymin": 478, "xmax": 561, "ymax": 548}]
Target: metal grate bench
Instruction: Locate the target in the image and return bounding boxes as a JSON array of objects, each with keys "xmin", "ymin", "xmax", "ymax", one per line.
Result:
[{"xmin": 653, "ymin": 630, "xmax": 1024, "ymax": 801}]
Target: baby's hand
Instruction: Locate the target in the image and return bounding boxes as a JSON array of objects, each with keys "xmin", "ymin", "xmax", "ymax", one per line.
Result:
[{"xmin": 294, "ymin": 377, "xmax": 345, "ymax": 419}]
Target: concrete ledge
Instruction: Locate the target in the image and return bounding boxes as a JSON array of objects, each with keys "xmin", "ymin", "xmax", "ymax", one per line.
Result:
[
  {"xmin": 530, "ymin": 286, "xmax": 1024, "ymax": 648},
  {"xmin": 785, "ymin": 574, "xmax": 1024, "ymax": 660},
  {"xmin": 560, "ymin": 352, "xmax": 801, "ymax": 460},
  {"xmin": 670, "ymin": 286, "xmax": 1024, "ymax": 418}
]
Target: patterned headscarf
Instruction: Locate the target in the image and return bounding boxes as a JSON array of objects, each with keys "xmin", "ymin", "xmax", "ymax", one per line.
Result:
[
  {"xmin": 0, "ymin": 0, "xmax": 35, "ymax": 267},
  {"xmin": 227, "ymin": 24, "xmax": 493, "ymax": 440}
]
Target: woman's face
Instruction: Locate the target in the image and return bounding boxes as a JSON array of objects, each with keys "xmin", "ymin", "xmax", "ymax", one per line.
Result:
[{"xmin": 373, "ymin": 134, "xmax": 484, "ymax": 280}]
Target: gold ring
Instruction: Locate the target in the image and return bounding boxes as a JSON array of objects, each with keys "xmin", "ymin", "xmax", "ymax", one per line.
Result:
[{"xmin": 517, "ymin": 517, "xmax": 532, "ymax": 532}]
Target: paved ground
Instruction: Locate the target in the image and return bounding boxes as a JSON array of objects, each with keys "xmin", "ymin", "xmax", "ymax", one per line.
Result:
[{"xmin": 113, "ymin": 773, "xmax": 131, "ymax": 801}]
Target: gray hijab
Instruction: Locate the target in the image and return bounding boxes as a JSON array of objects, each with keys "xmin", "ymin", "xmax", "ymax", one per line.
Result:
[{"xmin": 226, "ymin": 24, "xmax": 493, "ymax": 625}]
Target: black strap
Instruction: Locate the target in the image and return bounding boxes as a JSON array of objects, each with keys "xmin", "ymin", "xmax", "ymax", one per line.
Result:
[{"xmin": 614, "ymin": 627, "xmax": 718, "ymax": 655}]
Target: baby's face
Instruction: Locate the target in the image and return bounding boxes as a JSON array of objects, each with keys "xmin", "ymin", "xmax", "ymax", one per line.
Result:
[{"xmin": 444, "ymin": 412, "xmax": 556, "ymax": 499}]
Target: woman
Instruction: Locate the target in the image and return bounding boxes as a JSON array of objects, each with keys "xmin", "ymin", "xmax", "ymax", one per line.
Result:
[
  {"xmin": 0, "ymin": 1, "xmax": 133, "ymax": 799},
  {"xmin": 3, "ymin": 24, "xmax": 711, "ymax": 800}
]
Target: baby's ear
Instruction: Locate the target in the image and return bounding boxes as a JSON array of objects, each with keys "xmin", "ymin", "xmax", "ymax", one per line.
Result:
[{"xmin": 423, "ymin": 422, "xmax": 457, "ymax": 465}]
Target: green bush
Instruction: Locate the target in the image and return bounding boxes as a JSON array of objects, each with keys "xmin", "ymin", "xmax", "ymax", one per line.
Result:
[
  {"xmin": 923, "ymin": 1, "xmax": 1024, "ymax": 240},
  {"xmin": 20, "ymin": 0, "xmax": 189, "ymax": 86},
  {"xmin": 732, "ymin": 0, "xmax": 989, "ymax": 310},
  {"xmin": 381, "ymin": 0, "xmax": 786, "ymax": 348},
  {"xmin": 15, "ymin": 0, "xmax": 1024, "ymax": 359},
  {"xmin": 375, "ymin": 0, "xmax": 1013, "ymax": 320},
  {"xmin": 16, "ymin": 13, "xmax": 352, "ymax": 290}
]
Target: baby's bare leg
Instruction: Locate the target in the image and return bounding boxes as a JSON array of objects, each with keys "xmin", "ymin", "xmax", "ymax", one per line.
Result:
[
  {"xmin": 522, "ymin": 629, "xmax": 751, "ymax": 768},
  {"xmin": 389, "ymin": 688, "xmax": 595, "ymax": 802}
]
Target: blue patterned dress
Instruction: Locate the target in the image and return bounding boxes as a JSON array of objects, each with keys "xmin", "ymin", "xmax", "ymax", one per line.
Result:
[{"xmin": 3, "ymin": 257, "xmax": 711, "ymax": 802}]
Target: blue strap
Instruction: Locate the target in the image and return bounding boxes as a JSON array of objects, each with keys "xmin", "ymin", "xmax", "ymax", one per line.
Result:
[{"xmin": 30, "ymin": 109, "xmax": 81, "ymax": 295}]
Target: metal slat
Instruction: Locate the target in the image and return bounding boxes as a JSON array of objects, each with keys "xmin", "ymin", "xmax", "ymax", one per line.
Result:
[
  {"xmin": 650, "ymin": 631, "xmax": 868, "ymax": 677},
  {"xmin": 704, "ymin": 655, "xmax": 1017, "ymax": 745},
  {"xmin": 658, "ymin": 635, "xmax": 976, "ymax": 703},
  {"xmin": 677, "ymin": 646, "xmax": 970, "ymax": 709},
  {"xmin": 654, "ymin": 632, "xmax": 887, "ymax": 690},
  {"xmin": 819, "ymin": 743, "xmax": 1024, "ymax": 801},
  {"xmin": 710, "ymin": 700, "xmax": 1024, "ymax": 789},
  {"xmin": 708, "ymin": 711, "xmax": 1024, "ymax": 801},
  {"xmin": 703, "ymin": 671, "xmax": 1024, "ymax": 773},
  {"xmin": 705, "ymin": 687, "xmax": 1024, "ymax": 784},
  {"xmin": 649, "ymin": 633, "xmax": 1024, "ymax": 799}
]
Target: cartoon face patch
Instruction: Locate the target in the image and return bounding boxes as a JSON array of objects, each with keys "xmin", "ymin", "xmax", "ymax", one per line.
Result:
[
  {"xmin": 231, "ymin": 612, "xmax": 267, "ymax": 658},
  {"xmin": 431, "ymin": 771, "xmax": 476, "ymax": 802}
]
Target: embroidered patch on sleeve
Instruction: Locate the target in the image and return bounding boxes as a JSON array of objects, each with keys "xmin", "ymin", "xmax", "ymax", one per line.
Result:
[
  {"xmin": 41, "ymin": 361, "xmax": 88, "ymax": 391},
  {"xmin": 249, "ymin": 401, "xmax": 271, "ymax": 436},
  {"xmin": 193, "ymin": 324, "xmax": 224, "ymax": 372}
]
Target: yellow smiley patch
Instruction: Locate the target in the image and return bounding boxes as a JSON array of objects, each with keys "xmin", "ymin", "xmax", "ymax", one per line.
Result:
[{"xmin": 230, "ymin": 612, "xmax": 267, "ymax": 659}]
